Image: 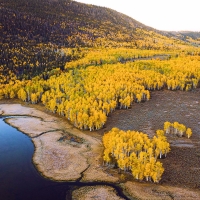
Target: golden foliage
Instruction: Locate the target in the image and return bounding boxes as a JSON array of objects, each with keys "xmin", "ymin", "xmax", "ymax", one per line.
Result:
[
  {"xmin": 1, "ymin": 49, "xmax": 200, "ymax": 130},
  {"xmin": 164, "ymin": 121, "xmax": 192, "ymax": 138},
  {"xmin": 102, "ymin": 127, "xmax": 169, "ymax": 183}
]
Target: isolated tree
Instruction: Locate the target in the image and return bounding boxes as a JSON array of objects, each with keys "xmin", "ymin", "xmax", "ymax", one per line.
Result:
[{"xmin": 186, "ymin": 128, "xmax": 192, "ymax": 138}]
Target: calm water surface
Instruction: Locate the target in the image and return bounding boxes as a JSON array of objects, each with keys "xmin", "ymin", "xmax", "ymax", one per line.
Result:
[
  {"xmin": 0, "ymin": 116, "xmax": 130, "ymax": 200},
  {"xmin": 0, "ymin": 117, "xmax": 74, "ymax": 200}
]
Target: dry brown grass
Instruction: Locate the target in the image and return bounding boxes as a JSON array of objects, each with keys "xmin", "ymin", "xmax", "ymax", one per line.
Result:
[
  {"xmin": 33, "ymin": 131, "xmax": 89, "ymax": 181},
  {"xmin": 0, "ymin": 103, "xmax": 118, "ymax": 183},
  {"xmin": 122, "ymin": 181, "xmax": 200, "ymax": 200},
  {"xmin": 72, "ymin": 185, "xmax": 124, "ymax": 200}
]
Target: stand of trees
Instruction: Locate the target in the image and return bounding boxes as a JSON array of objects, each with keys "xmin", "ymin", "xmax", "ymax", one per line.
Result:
[
  {"xmin": 164, "ymin": 121, "xmax": 192, "ymax": 138},
  {"xmin": 102, "ymin": 123, "xmax": 192, "ymax": 183},
  {"xmin": 1, "ymin": 52, "xmax": 200, "ymax": 130},
  {"xmin": 102, "ymin": 127, "xmax": 170, "ymax": 183}
]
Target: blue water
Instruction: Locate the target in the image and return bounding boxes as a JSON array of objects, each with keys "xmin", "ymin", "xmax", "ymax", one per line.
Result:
[
  {"xmin": 0, "ymin": 117, "xmax": 73, "ymax": 200},
  {"xmin": 0, "ymin": 116, "xmax": 130, "ymax": 200}
]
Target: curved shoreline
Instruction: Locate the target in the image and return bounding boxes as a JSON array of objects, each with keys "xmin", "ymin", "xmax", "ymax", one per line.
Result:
[
  {"xmin": 0, "ymin": 103, "xmax": 123, "ymax": 199},
  {"xmin": 0, "ymin": 104, "xmax": 118, "ymax": 182},
  {"xmin": 1, "ymin": 102, "xmax": 200, "ymax": 200}
]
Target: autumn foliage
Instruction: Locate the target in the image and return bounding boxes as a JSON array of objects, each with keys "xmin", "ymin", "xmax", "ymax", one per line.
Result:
[
  {"xmin": 1, "ymin": 50, "xmax": 200, "ymax": 130},
  {"xmin": 103, "ymin": 121, "xmax": 193, "ymax": 183},
  {"xmin": 102, "ymin": 127, "xmax": 170, "ymax": 183},
  {"xmin": 164, "ymin": 121, "xmax": 193, "ymax": 138}
]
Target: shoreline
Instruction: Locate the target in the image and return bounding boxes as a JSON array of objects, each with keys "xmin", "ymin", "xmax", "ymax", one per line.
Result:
[
  {"xmin": 0, "ymin": 103, "xmax": 118, "ymax": 182},
  {"xmin": 1, "ymin": 101, "xmax": 200, "ymax": 199}
]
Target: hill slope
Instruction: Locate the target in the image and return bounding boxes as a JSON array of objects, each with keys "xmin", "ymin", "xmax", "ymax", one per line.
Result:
[
  {"xmin": 0, "ymin": 0, "xmax": 188, "ymax": 49},
  {"xmin": 166, "ymin": 31, "xmax": 200, "ymax": 47}
]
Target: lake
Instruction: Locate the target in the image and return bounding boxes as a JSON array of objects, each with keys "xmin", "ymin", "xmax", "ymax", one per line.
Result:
[{"xmin": 0, "ymin": 116, "xmax": 129, "ymax": 200}]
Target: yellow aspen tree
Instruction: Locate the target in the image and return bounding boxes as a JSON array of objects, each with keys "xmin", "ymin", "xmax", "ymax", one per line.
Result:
[
  {"xmin": 41, "ymin": 92, "xmax": 48, "ymax": 105},
  {"xmin": 0, "ymin": 88, "xmax": 3, "ymax": 100},
  {"xmin": 57, "ymin": 103, "xmax": 64, "ymax": 116},
  {"xmin": 3, "ymin": 87, "xmax": 9, "ymax": 98},
  {"xmin": 9, "ymin": 90, "xmax": 15, "ymax": 99},
  {"xmin": 146, "ymin": 90, "xmax": 150, "ymax": 101},
  {"xmin": 77, "ymin": 112, "xmax": 84, "ymax": 130},
  {"xmin": 21, "ymin": 88, "xmax": 27, "ymax": 102},
  {"xmin": 164, "ymin": 121, "xmax": 171, "ymax": 134},
  {"xmin": 186, "ymin": 128, "xmax": 192, "ymax": 138},
  {"xmin": 139, "ymin": 151, "xmax": 148, "ymax": 165},
  {"xmin": 131, "ymin": 161, "xmax": 140, "ymax": 180},
  {"xmin": 49, "ymin": 99, "xmax": 57, "ymax": 113},
  {"xmin": 144, "ymin": 162, "xmax": 151, "ymax": 181},
  {"xmin": 178, "ymin": 124, "xmax": 186, "ymax": 137},
  {"xmin": 82, "ymin": 112, "xmax": 89, "ymax": 130},
  {"xmin": 180, "ymin": 82, "xmax": 185, "ymax": 91},
  {"xmin": 117, "ymin": 158, "xmax": 126, "ymax": 171},
  {"xmin": 152, "ymin": 162, "xmax": 164, "ymax": 183},
  {"xmin": 138, "ymin": 163, "xmax": 145, "ymax": 181},
  {"xmin": 136, "ymin": 93, "xmax": 142, "ymax": 103},
  {"xmin": 124, "ymin": 156, "xmax": 130, "ymax": 172},
  {"xmin": 185, "ymin": 84, "xmax": 192, "ymax": 91},
  {"xmin": 124, "ymin": 96, "xmax": 131, "ymax": 109},
  {"xmin": 110, "ymin": 100, "xmax": 117, "ymax": 112},
  {"xmin": 136, "ymin": 143, "xmax": 142, "ymax": 156},
  {"xmin": 147, "ymin": 147, "xmax": 154, "ymax": 159},
  {"xmin": 156, "ymin": 130, "xmax": 165, "ymax": 137},
  {"xmin": 31, "ymin": 93, "xmax": 37, "ymax": 104},
  {"xmin": 192, "ymin": 78, "xmax": 198, "ymax": 88},
  {"xmin": 88, "ymin": 116, "xmax": 95, "ymax": 131},
  {"xmin": 173, "ymin": 122, "xmax": 179, "ymax": 135},
  {"xmin": 163, "ymin": 142, "xmax": 170, "ymax": 157},
  {"xmin": 154, "ymin": 147, "xmax": 160, "ymax": 160},
  {"xmin": 99, "ymin": 111, "xmax": 107, "ymax": 127},
  {"xmin": 103, "ymin": 149, "xmax": 111, "ymax": 166},
  {"xmin": 114, "ymin": 146, "xmax": 121, "ymax": 160},
  {"xmin": 129, "ymin": 152, "xmax": 137, "ymax": 167},
  {"xmin": 25, "ymin": 85, "xmax": 31, "ymax": 101}
]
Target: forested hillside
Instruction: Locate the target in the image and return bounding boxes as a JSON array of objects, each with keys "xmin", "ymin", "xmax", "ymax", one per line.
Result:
[
  {"xmin": 0, "ymin": 0, "xmax": 188, "ymax": 48},
  {"xmin": 166, "ymin": 31, "xmax": 200, "ymax": 47},
  {"xmin": 0, "ymin": 0, "xmax": 195, "ymax": 84}
]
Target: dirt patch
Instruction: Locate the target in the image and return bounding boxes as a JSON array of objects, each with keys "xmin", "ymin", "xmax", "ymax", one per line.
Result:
[
  {"xmin": 33, "ymin": 131, "xmax": 88, "ymax": 181},
  {"xmin": 96, "ymin": 89, "xmax": 200, "ymax": 190},
  {"xmin": 80, "ymin": 143, "xmax": 119, "ymax": 183},
  {"xmin": 57, "ymin": 132, "xmax": 84, "ymax": 148},
  {"xmin": 72, "ymin": 185, "xmax": 124, "ymax": 200},
  {"xmin": 121, "ymin": 181, "xmax": 200, "ymax": 200},
  {"xmin": 5, "ymin": 117, "xmax": 61, "ymax": 138}
]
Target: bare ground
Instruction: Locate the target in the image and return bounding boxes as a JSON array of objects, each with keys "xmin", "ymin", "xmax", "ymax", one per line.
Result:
[
  {"xmin": 121, "ymin": 182, "xmax": 200, "ymax": 200},
  {"xmin": 95, "ymin": 89, "xmax": 200, "ymax": 199},
  {"xmin": 72, "ymin": 185, "xmax": 124, "ymax": 200}
]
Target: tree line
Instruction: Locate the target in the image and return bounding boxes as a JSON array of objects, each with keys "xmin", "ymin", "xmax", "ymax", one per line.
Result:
[{"xmin": 1, "ymin": 53, "xmax": 200, "ymax": 130}]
